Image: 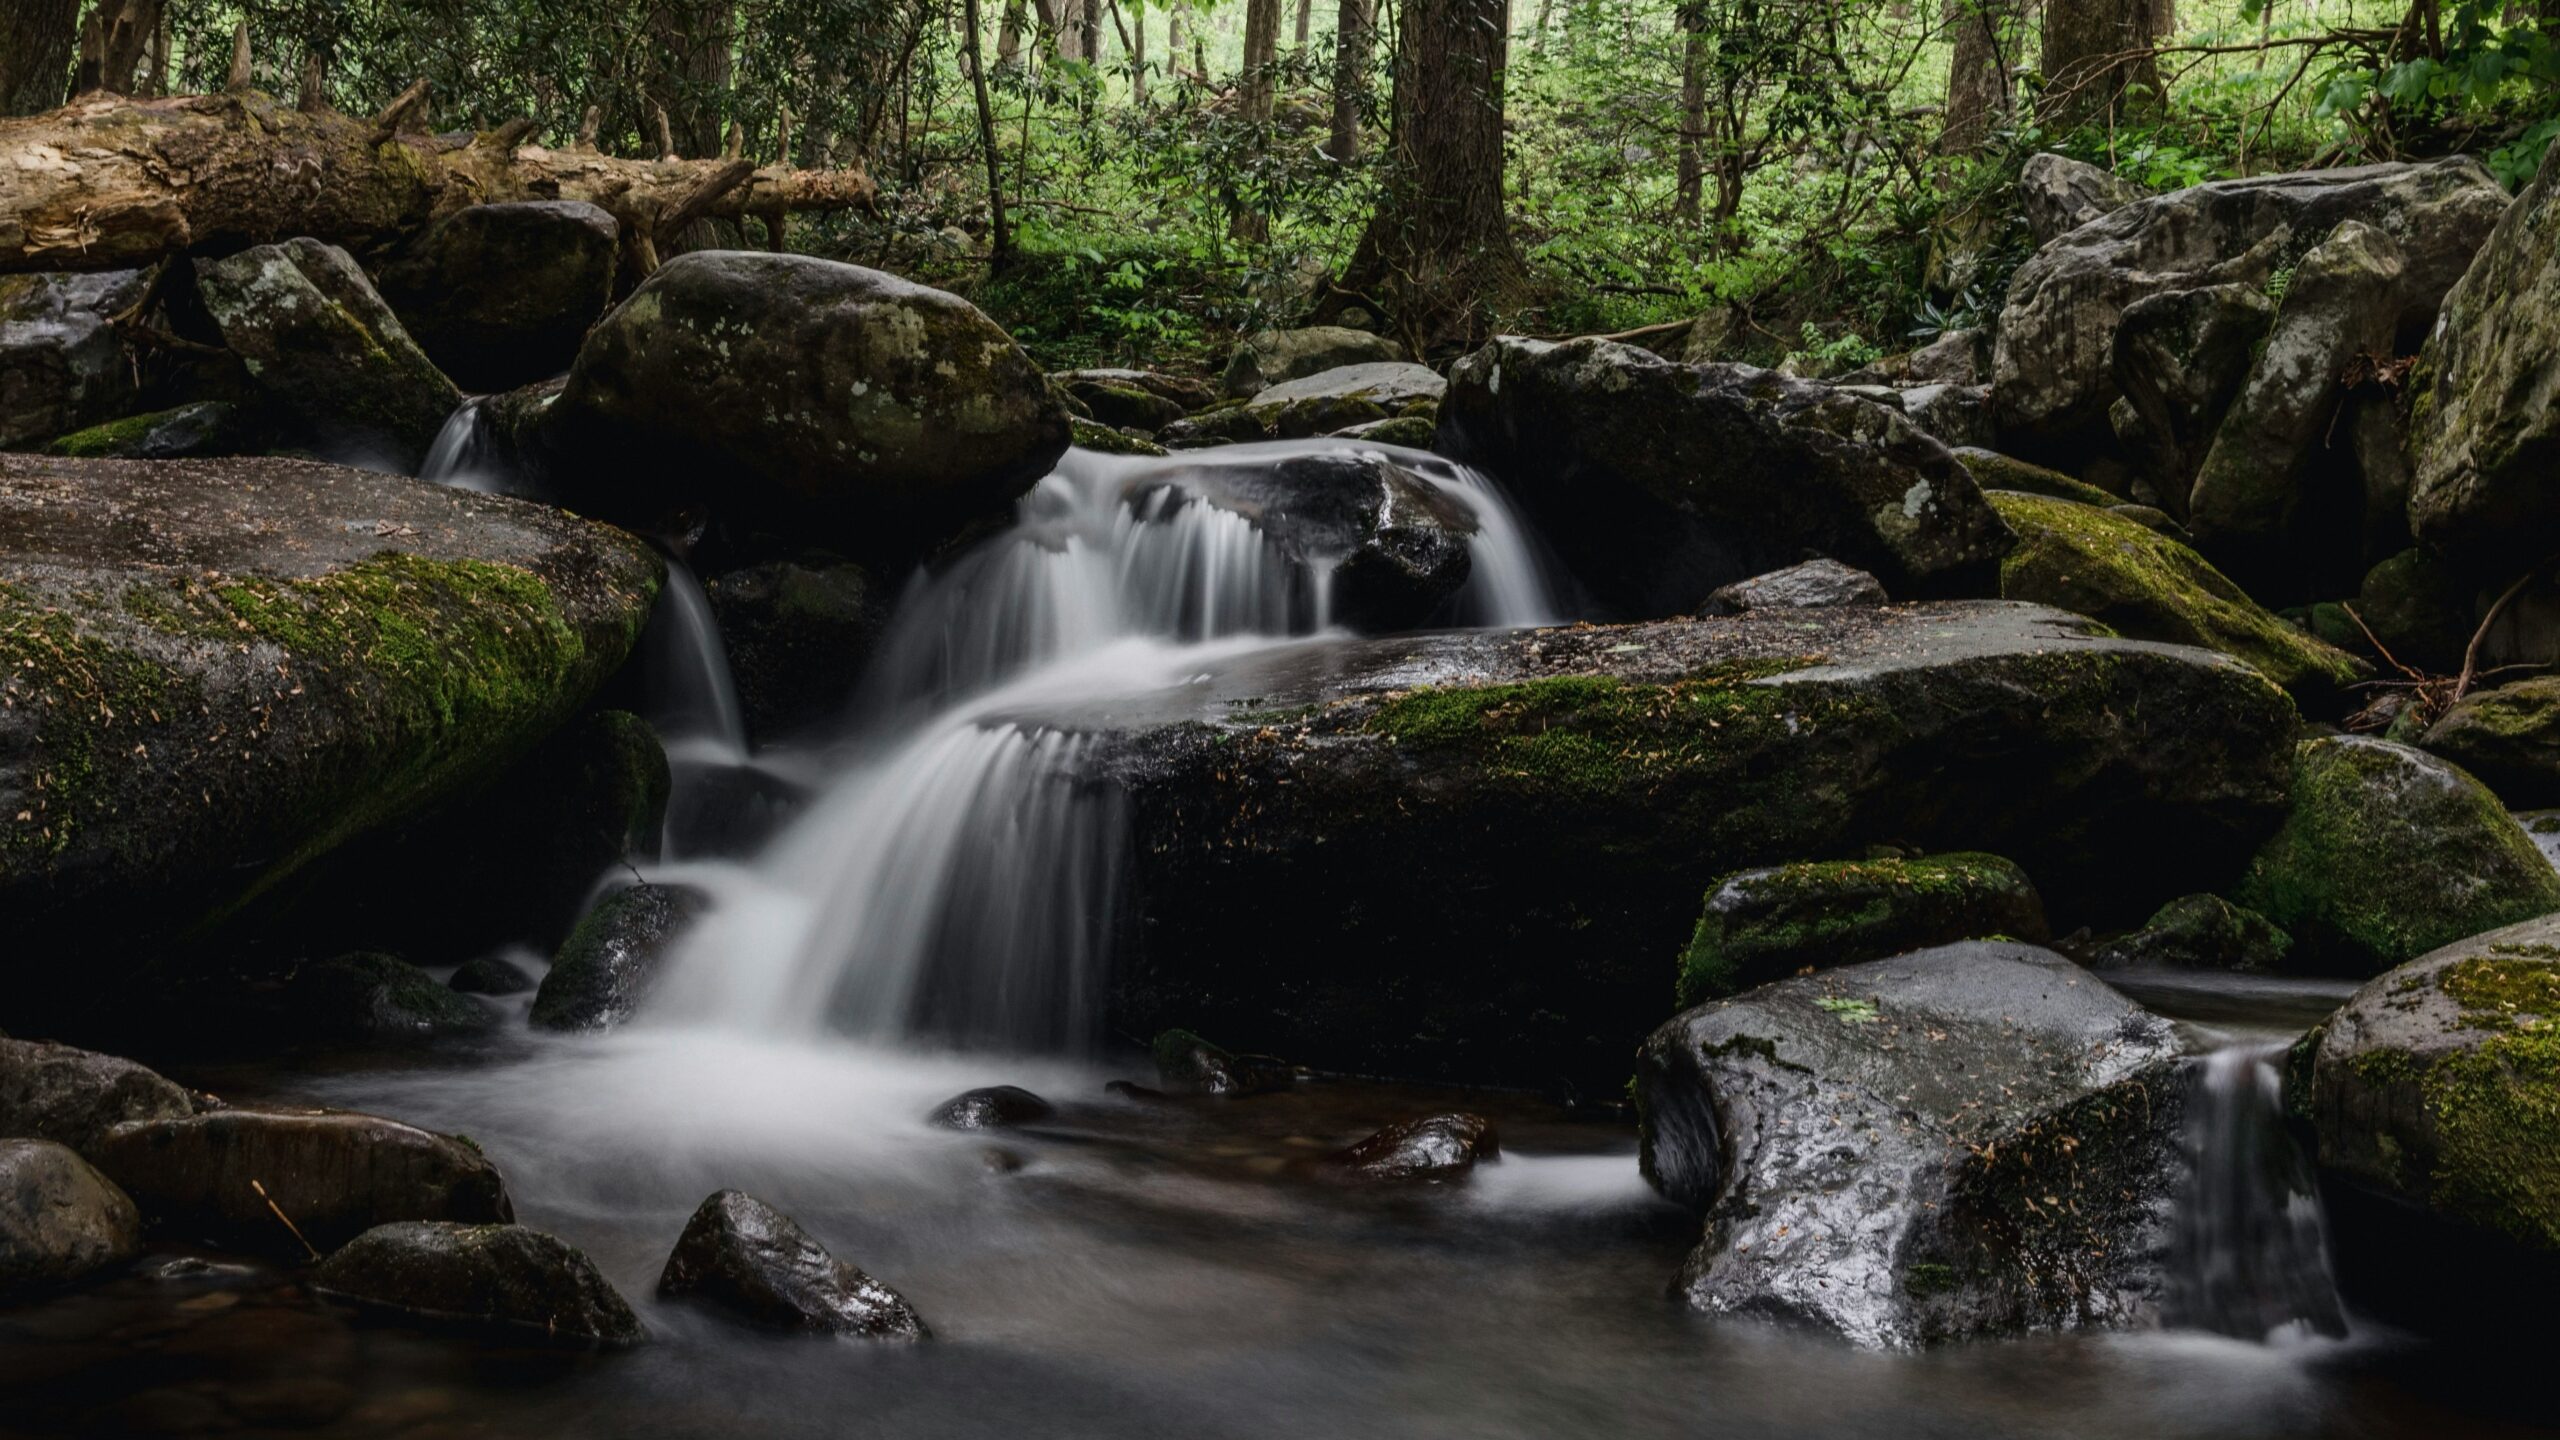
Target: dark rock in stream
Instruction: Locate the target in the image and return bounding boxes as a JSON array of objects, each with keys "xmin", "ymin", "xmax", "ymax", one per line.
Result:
[
  {"xmin": 313, "ymin": 1221, "xmax": 645, "ymax": 1347},
  {"xmin": 91, "ymin": 1108, "xmax": 513, "ymax": 1257},
  {"xmin": 261, "ymin": 952, "xmax": 499, "ymax": 1042},
  {"xmin": 928, "ymin": 1086, "xmax": 1055, "ymax": 1131},
  {"xmin": 1676, "ymin": 852, "xmax": 2048, "ymax": 1005},
  {"xmin": 1152, "ymin": 1030, "xmax": 1290, "ymax": 1096},
  {"xmin": 657, "ymin": 1190, "xmax": 929, "ymax": 1338},
  {"xmin": 0, "ymin": 1038, "xmax": 195, "ymax": 1156},
  {"xmin": 42, "ymin": 400, "xmax": 250, "ymax": 460},
  {"xmin": 372, "ymin": 200, "xmax": 620, "ymax": 393},
  {"xmin": 703, "ymin": 559, "xmax": 892, "ymax": 737},
  {"xmin": 1301, "ymin": 1114, "xmax": 1500, "ymax": 1183},
  {"xmin": 1157, "ymin": 448, "xmax": 1475, "ymax": 630},
  {"xmin": 449, "ymin": 954, "xmax": 538, "ymax": 996},
  {"xmin": 2091, "ymin": 893, "xmax": 2292, "ymax": 972},
  {"xmin": 1638, "ymin": 942, "xmax": 2185, "ymax": 1348},
  {"xmin": 530, "ymin": 881, "xmax": 710, "ymax": 1031},
  {"xmin": 0, "ymin": 1139, "xmax": 142, "ymax": 1299}
]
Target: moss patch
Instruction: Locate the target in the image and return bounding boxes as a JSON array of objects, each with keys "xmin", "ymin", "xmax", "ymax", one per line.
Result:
[
  {"xmin": 1952, "ymin": 449, "xmax": 2121, "ymax": 507},
  {"xmin": 1676, "ymin": 851, "xmax": 2045, "ymax": 1006},
  {"xmin": 2422, "ymin": 950, "xmax": 2560, "ymax": 1251}
]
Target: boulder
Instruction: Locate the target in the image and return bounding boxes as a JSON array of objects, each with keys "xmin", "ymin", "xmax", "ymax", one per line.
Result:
[
  {"xmin": 1150, "ymin": 1029, "xmax": 1287, "ymax": 1096},
  {"xmin": 2349, "ymin": 393, "xmax": 2416, "ymax": 565},
  {"xmin": 2109, "ymin": 284, "xmax": 2276, "ymax": 516},
  {"xmin": 1638, "ymin": 943, "xmax": 2185, "ymax": 1347},
  {"xmin": 372, "ymin": 201, "xmax": 620, "ymax": 392},
  {"xmin": 1156, "ymin": 448, "xmax": 1476, "ymax": 630},
  {"xmin": 2091, "ymin": 892, "xmax": 2291, "ymax": 970},
  {"xmin": 2019, "ymin": 153, "xmax": 2145, "ymax": 243},
  {"xmin": 1837, "ymin": 328, "xmax": 1986, "ymax": 388},
  {"xmin": 1993, "ymin": 159, "xmax": 2509, "ymax": 455},
  {"xmin": 2233, "ymin": 736, "xmax": 2560, "ymax": 974},
  {"xmin": 703, "ymin": 560, "xmax": 890, "ymax": 736},
  {"xmin": 192, "ymin": 238, "xmax": 464, "ymax": 472},
  {"xmin": 2305, "ymin": 912, "xmax": 2560, "ymax": 1265},
  {"xmin": 0, "ymin": 268, "xmax": 151, "ymax": 451},
  {"xmin": 2355, "ymin": 548, "xmax": 2473, "ymax": 674},
  {"xmin": 1676, "ymin": 852, "xmax": 2049, "ymax": 1005},
  {"xmin": 0, "ymin": 1038, "xmax": 194, "ymax": 1155},
  {"xmin": 529, "ymin": 881, "xmax": 708, "ymax": 1031},
  {"xmin": 0, "ymin": 1139, "xmax": 141, "ymax": 1298},
  {"xmin": 1301, "ymin": 1114, "xmax": 1500, "ymax": 1182},
  {"xmin": 259, "ymin": 952, "xmax": 499, "ymax": 1043},
  {"xmin": 1094, "ymin": 602, "xmax": 2296, "ymax": 1085},
  {"xmin": 1437, "ymin": 338, "xmax": 2015, "ymax": 615},
  {"xmin": 1989, "ymin": 491, "xmax": 2364, "ymax": 703},
  {"xmin": 1050, "ymin": 369, "xmax": 1208, "ymax": 430},
  {"xmin": 0, "ymin": 453, "xmax": 662, "ymax": 983},
  {"xmin": 1700, "ymin": 559, "xmax": 1887, "ymax": 616},
  {"xmin": 1950, "ymin": 447, "xmax": 2119, "ymax": 506},
  {"xmin": 449, "ymin": 953, "xmax": 537, "ymax": 996},
  {"xmin": 1157, "ymin": 404, "xmax": 1271, "ymax": 449},
  {"xmin": 2422, "ymin": 678, "xmax": 2560, "ymax": 807},
  {"xmin": 91, "ymin": 1107, "xmax": 513, "ymax": 1256},
  {"xmin": 544, "ymin": 252, "xmax": 1070, "ymax": 562},
  {"xmin": 1222, "ymin": 326, "xmax": 1407, "ymax": 398},
  {"xmin": 312, "ymin": 1220, "xmax": 644, "ymax": 1347},
  {"xmin": 656, "ymin": 1189, "xmax": 928, "ymax": 1338},
  {"xmin": 2187, "ymin": 221, "xmax": 2405, "ymax": 592},
  {"xmin": 2408, "ymin": 141, "xmax": 2560, "ymax": 573},
  {"xmin": 1069, "ymin": 417, "xmax": 1171, "ymax": 456},
  {"xmin": 42, "ymin": 400, "xmax": 250, "ymax": 460},
  {"xmin": 927, "ymin": 1086, "xmax": 1055, "ymax": 1131},
  {"xmin": 1335, "ymin": 413, "xmax": 1439, "ymax": 448},
  {"xmin": 1899, "ymin": 382, "xmax": 1995, "ymax": 450},
  {"xmin": 1243, "ymin": 362, "xmax": 1446, "ymax": 439}
]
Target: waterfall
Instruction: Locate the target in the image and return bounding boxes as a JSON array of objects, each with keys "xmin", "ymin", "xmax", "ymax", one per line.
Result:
[
  {"xmin": 641, "ymin": 439, "xmax": 1565, "ymax": 1049},
  {"xmin": 419, "ymin": 398, "xmax": 502, "ymax": 491},
  {"xmin": 644, "ymin": 562, "xmax": 750, "ymax": 760},
  {"xmin": 2168, "ymin": 1042, "xmax": 2348, "ymax": 1341}
]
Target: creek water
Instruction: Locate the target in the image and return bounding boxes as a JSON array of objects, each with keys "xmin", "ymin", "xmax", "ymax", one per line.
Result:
[{"xmin": 2, "ymin": 440, "xmax": 2546, "ymax": 1438}]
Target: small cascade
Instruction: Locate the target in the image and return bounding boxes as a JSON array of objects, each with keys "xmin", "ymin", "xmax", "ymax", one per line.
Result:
[
  {"xmin": 419, "ymin": 399, "xmax": 501, "ymax": 491},
  {"xmin": 643, "ymin": 562, "xmax": 750, "ymax": 759},
  {"xmin": 2168, "ymin": 1042, "xmax": 2348, "ymax": 1341}
]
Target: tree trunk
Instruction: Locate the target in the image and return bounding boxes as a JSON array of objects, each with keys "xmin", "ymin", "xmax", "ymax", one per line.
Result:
[
  {"xmin": 2040, "ymin": 0, "xmax": 2169, "ymax": 130},
  {"xmin": 1168, "ymin": 8, "xmax": 1185, "ymax": 74},
  {"xmin": 1332, "ymin": 0, "xmax": 1531, "ymax": 344},
  {"xmin": 1941, "ymin": 0, "xmax": 2019, "ymax": 152},
  {"xmin": 1327, "ymin": 0, "xmax": 1375, "ymax": 160},
  {"xmin": 1081, "ymin": 0, "xmax": 1103, "ymax": 63},
  {"xmin": 964, "ymin": 0, "xmax": 1012, "ymax": 258},
  {"xmin": 0, "ymin": 89, "xmax": 878, "ymax": 276},
  {"xmin": 1236, "ymin": 0, "xmax": 1285, "ymax": 239},
  {"xmin": 1296, "ymin": 0, "xmax": 1316, "ymax": 47},
  {"xmin": 1129, "ymin": 2, "xmax": 1148, "ymax": 101},
  {"xmin": 999, "ymin": 0, "xmax": 1027, "ymax": 60},
  {"xmin": 1674, "ymin": 9, "xmax": 1707, "ymax": 221},
  {"xmin": 72, "ymin": 0, "xmax": 160, "ymax": 98},
  {"xmin": 646, "ymin": 0, "xmax": 736, "ymax": 159},
  {"xmin": 2, "ymin": 0, "xmax": 82, "ymax": 116}
]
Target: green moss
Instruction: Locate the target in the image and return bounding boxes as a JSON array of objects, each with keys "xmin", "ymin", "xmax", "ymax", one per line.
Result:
[
  {"xmin": 1903, "ymin": 1261, "xmax": 1960, "ymax": 1298},
  {"xmin": 0, "ymin": 583, "xmax": 191, "ymax": 867},
  {"xmin": 2418, "ymin": 953, "xmax": 2560, "ymax": 1251},
  {"xmin": 1677, "ymin": 852, "xmax": 2041, "ymax": 1006},
  {"xmin": 1952, "ymin": 449, "xmax": 2119, "ymax": 507},
  {"xmin": 43, "ymin": 410, "xmax": 170, "ymax": 458},
  {"xmin": 1070, "ymin": 416, "xmax": 1169, "ymax": 456}
]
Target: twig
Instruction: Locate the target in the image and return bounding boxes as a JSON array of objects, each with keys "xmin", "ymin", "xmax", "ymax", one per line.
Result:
[
  {"xmin": 2456, "ymin": 563, "xmax": 2547, "ymax": 704},
  {"xmin": 250, "ymin": 1179, "xmax": 320, "ymax": 1262}
]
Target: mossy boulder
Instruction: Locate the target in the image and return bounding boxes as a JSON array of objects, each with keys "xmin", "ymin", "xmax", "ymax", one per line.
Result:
[
  {"xmin": 1676, "ymin": 852, "xmax": 2048, "ymax": 1006},
  {"xmin": 260, "ymin": 952, "xmax": 498, "ymax": 1043},
  {"xmin": 1222, "ymin": 325, "xmax": 1406, "ymax": 399},
  {"xmin": 41, "ymin": 401, "xmax": 248, "ymax": 460},
  {"xmin": 1337, "ymin": 414, "xmax": 1439, "ymax": 448},
  {"xmin": 1068, "ymin": 417, "xmax": 1170, "ymax": 456},
  {"xmin": 1989, "ymin": 490, "xmax": 2365, "ymax": 704},
  {"xmin": 2233, "ymin": 736, "xmax": 2560, "ymax": 974},
  {"xmin": 1951, "ymin": 447, "xmax": 2120, "ymax": 506},
  {"xmin": 2108, "ymin": 283, "xmax": 2274, "ymax": 511},
  {"xmin": 1049, "ymin": 369, "xmax": 1199, "ymax": 429},
  {"xmin": 313, "ymin": 1221, "xmax": 644, "ymax": 1348},
  {"xmin": 0, "ymin": 1039, "xmax": 194, "ymax": 1157},
  {"xmin": 0, "ymin": 453, "xmax": 661, "ymax": 991},
  {"xmin": 2423, "ymin": 678, "xmax": 2560, "ymax": 807},
  {"xmin": 2091, "ymin": 892, "xmax": 2292, "ymax": 971},
  {"xmin": 372, "ymin": 200, "xmax": 621, "ymax": 393},
  {"xmin": 702, "ymin": 560, "xmax": 892, "ymax": 737},
  {"xmin": 530, "ymin": 880, "xmax": 708, "ymax": 1031},
  {"xmin": 1243, "ymin": 361, "xmax": 1446, "ymax": 439},
  {"xmin": 1095, "ymin": 601, "xmax": 2296, "ymax": 1085},
  {"xmin": 546, "ymin": 252, "xmax": 1070, "ymax": 564}
]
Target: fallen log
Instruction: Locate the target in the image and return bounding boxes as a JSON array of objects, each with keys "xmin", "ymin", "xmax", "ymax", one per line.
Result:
[{"xmin": 0, "ymin": 86, "xmax": 877, "ymax": 275}]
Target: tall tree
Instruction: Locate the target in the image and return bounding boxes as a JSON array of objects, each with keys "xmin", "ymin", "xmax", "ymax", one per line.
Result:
[
  {"xmin": 647, "ymin": 0, "xmax": 737, "ymax": 158},
  {"xmin": 964, "ymin": 0, "xmax": 1013, "ymax": 258},
  {"xmin": 1331, "ymin": 0, "xmax": 1531, "ymax": 343},
  {"xmin": 1326, "ymin": 0, "xmax": 1375, "ymax": 159},
  {"xmin": 2040, "ymin": 0, "xmax": 2169, "ymax": 129},
  {"xmin": 1674, "ymin": 1, "xmax": 1708, "ymax": 221},
  {"xmin": 1235, "ymin": 0, "xmax": 1285, "ymax": 238},
  {"xmin": 1941, "ymin": 0, "xmax": 2021, "ymax": 152},
  {"xmin": 2, "ymin": 0, "xmax": 82, "ymax": 115},
  {"xmin": 1296, "ymin": 0, "xmax": 1315, "ymax": 47}
]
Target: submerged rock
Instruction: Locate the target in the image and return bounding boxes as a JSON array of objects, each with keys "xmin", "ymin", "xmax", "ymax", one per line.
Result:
[
  {"xmin": 193, "ymin": 238, "xmax": 463, "ymax": 471},
  {"xmin": 1302, "ymin": 1114, "xmax": 1500, "ymax": 1183},
  {"xmin": 530, "ymin": 881, "xmax": 708, "ymax": 1031},
  {"xmin": 2232, "ymin": 736, "xmax": 2560, "ymax": 975},
  {"xmin": 656, "ymin": 1189, "xmax": 928, "ymax": 1338},
  {"xmin": 1095, "ymin": 602, "xmax": 2296, "ymax": 1085},
  {"xmin": 2092, "ymin": 893, "xmax": 2292, "ymax": 971},
  {"xmin": 703, "ymin": 559, "xmax": 890, "ymax": 737},
  {"xmin": 0, "ymin": 1139, "xmax": 141, "ymax": 1298},
  {"xmin": 373, "ymin": 200, "xmax": 620, "ymax": 393},
  {"xmin": 1223, "ymin": 326, "xmax": 1407, "ymax": 399},
  {"xmin": 0, "ymin": 1038, "xmax": 194, "ymax": 1155},
  {"xmin": 0, "ymin": 453, "xmax": 662, "ymax": 984},
  {"xmin": 927, "ymin": 1086, "xmax": 1055, "ymax": 1131},
  {"xmin": 546, "ymin": 252, "xmax": 1070, "ymax": 563},
  {"xmin": 1438, "ymin": 337, "xmax": 2015, "ymax": 614},
  {"xmin": 1700, "ymin": 559, "xmax": 1887, "ymax": 616},
  {"xmin": 448, "ymin": 953, "xmax": 537, "ymax": 996},
  {"xmin": 0, "ymin": 268, "xmax": 151, "ymax": 451},
  {"xmin": 91, "ymin": 1108, "xmax": 513, "ymax": 1256},
  {"xmin": 313, "ymin": 1220, "xmax": 644, "ymax": 1347},
  {"xmin": 42, "ymin": 400, "xmax": 248, "ymax": 460},
  {"xmin": 2423, "ymin": 678, "xmax": 2560, "ymax": 807},
  {"xmin": 1638, "ymin": 943, "xmax": 2184, "ymax": 1347},
  {"xmin": 1676, "ymin": 852, "xmax": 2048, "ymax": 1006}
]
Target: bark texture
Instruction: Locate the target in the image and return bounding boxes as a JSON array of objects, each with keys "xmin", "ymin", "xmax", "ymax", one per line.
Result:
[
  {"xmin": 2040, "ymin": 0, "xmax": 2169, "ymax": 130},
  {"xmin": 1941, "ymin": 0, "xmax": 2020, "ymax": 152},
  {"xmin": 2, "ymin": 0, "xmax": 82, "ymax": 117},
  {"xmin": 1327, "ymin": 0, "xmax": 1375, "ymax": 160}
]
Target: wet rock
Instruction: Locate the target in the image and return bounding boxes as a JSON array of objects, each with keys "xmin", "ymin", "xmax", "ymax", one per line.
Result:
[
  {"xmin": 42, "ymin": 400, "xmax": 249, "ymax": 460},
  {"xmin": 0, "ymin": 1038, "xmax": 194, "ymax": 1155},
  {"xmin": 1094, "ymin": 602, "xmax": 2296, "ymax": 1085},
  {"xmin": 448, "ymin": 954, "xmax": 537, "ymax": 996},
  {"xmin": 657, "ymin": 1189, "xmax": 928, "ymax": 1338},
  {"xmin": 193, "ymin": 238, "xmax": 464, "ymax": 471},
  {"xmin": 2355, "ymin": 549, "xmax": 2473, "ymax": 674},
  {"xmin": 703, "ymin": 559, "xmax": 891, "ymax": 737},
  {"xmin": 0, "ymin": 268, "xmax": 151, "ymax": 450},
  {"xmin": 1050, "ymin": 369, "xmax": 1201, "ymax": 429},
  {"xmin": 1334, "ymin": 414, "xmax": 1439, "ymax": 448},
  {"xmin": 2109, "ymin": 284, "xmax": 2275, "ymax": 515},
  {"xmin": 1950, "ymin": 447, "xmax": 2119, "ymax": 505},
  {"xmin": 265, "ymin": 952, "xmax": 499, "ymax": 1042},
  {"xmin": 1701, "ymin": 559, "xmax": 1887, "ymax": 616},
  {"xmin": 2422, "ymin": 678, "xmax": 2560, "ymax": 807},
  {"xmin": 1161, "ymin": 448, "xmax": 1475, "ymax": 630},
  {"xmin": 1989, "ymin": 490, "xmax": 2365, "ymax": 704},
  {"xmin": 312, "ymin": 1220, "xmax": 643, "ymax": 1347},
  {"xmin": 2092, "ymin": 892, "xmax": 2292, "ymax": 970},
  {"xmin": 2233, "ymin": 736, "xmax": 2560, "ymax": 975},
  {"xmin": 1152, "ymin": 1029, "xmax": 1287, "ymax": 1096},
  {"xmin": 1303, "ymin": 1114, "xmax": 1499, "ymax": 1182},
  {"xmin": 1638, "ymin": 942, "xmax": 2185, "ymax": 1347},
  {"xmin": 1993, "ymin": 159, "xmax": 2508, "ymax": 456},
  {"xmin": 1438, "ymin": 337, "xmax": 2015, "ymax": 614},
  {"xmin": 529, "ymin": 881, "xmax": 709, "ymax": 1031},
  {"xmin": 91, "ymin": 1108, "xmax": 513, "ymax": 1256},
  {"xmin": 0, "ymin": 1139, "xmax": 142, "ymax": 1298},
  {"xmin": 0, "ymin": 453, "xmax": 663, "ymax": 984},
  {"xmin": 545, "ymin": 252, "xmax": 1069, "ymax": 564},
  {"xmin": 2408, "ymin": 141, "xmax": 2560, "ymax": 574},
  {"xmin": 927, "ymin": 1086, "xmax": 1055, "ymax": 1131},
  {"xmin": 1222, "ymin": 326, "xmax": 1407, "ymax": 399},
  {"xmin": 1158, "ymin": 404, "xmax": 1271, "ymax": 449},
  {"xmin": 1244, "ymin": 361, "xmax": 1446, "ymax": 439},
  {"xmin": 1676, "ymin": 852, "xmax": 2048, "ymax": 1005},
  {"xmin": 1069, "ymin": 416, "xmax": 1171, "ymax": 456},
  {"xmin": 2019, "ymin": 153, "xmax": 2144, "ymax": 243},
  {"xmin": 373, "ymin": 200, "xmax": 621, "ymax": 392}
]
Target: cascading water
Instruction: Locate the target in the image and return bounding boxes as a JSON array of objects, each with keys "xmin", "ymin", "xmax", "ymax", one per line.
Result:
[
  {"xmin": 2168, "ymin": 1042, "xmax": 2348, "ymax": 1341},
  {"xmin": 643, "ymin": 439, "xmax": 1563, "ymax": 1049},
  {"xmin": 419, "ymin": 398, "xmax": 501, "ymax": 491}
]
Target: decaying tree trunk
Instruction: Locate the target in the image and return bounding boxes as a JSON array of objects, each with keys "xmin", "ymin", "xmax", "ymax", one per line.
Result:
[
  {"xmin": 2, "ymin": 0, "xmax": 83, "ymax": 117},
  {"xmin": 0, "ymin": 88, "xmax": 877, "ymax": 276}
]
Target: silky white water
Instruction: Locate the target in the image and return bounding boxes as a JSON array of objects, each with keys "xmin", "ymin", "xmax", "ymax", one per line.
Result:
[{"xmin": 2169, "ymin": 1042, "xmax": 2347, "ymax": 1341}]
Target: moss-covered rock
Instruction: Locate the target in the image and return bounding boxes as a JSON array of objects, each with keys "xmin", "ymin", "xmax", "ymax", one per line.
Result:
[
  {"xmin": 530, "ymin": 880, "xmax": 708, "ymax": 1031},
  {"xmin": 2091, "ymin": 892, "xmax": 2292, "ymax": 971},
  {"xmin": 1990, "ymin": 490, "xmax": 2365, "ymax": 704},
  {"xmin": 2421, "ymin": 677, "xmax": 2560, "ymax": 807},
  {"xmin": 1050, "ymin": 369, "xmax": 1198, "ymax": 430},
  {"xmin": 1244, "ymin": 362, "xmax": 1445, "ymax": 439},
  {"xmin": 2233, "ymin": 736, "xmax": 2560, "ymax": 974},
  {"xmin": 1336, "ymin": 414, "xmax": 1438, "ymax": 448},
  {"xmin": 1951, "ymin": 447, "xmax": 2121, "ymax": 506},
  {"xmin": 1676, "ymin": 852, "xmax": 2048, "ymax": 1005},
  {"xmin": 372, "ymin": 200, "xmax": 620, "ymax": 393},
  {"xmin": 262, "ymin": 952, "xmax": 498, "ymax": 1043},
  {"xmin": 41, "ymin": 401, "xmax": 248, "ymax": 460},
  {"xmin": 1222, "ymin": 326, "xmax": 1406, "ymax": 399},
  {"xmin": 1068, "ymin": 417, "xmax": 1170, "ymax": 456},
  {"xmin": 0, "ymin": 452, "xmax": 661, "ymax": 989}
]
